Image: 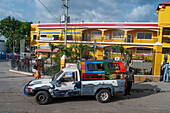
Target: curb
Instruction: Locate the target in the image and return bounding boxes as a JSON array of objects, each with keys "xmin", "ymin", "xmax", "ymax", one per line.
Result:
[
  {"xmin": 132, "ymin": 88, "xmax": 170, "ymax": 93},
  {"xmin": 131, "ymin": 88, "xmax": 160, "ymax": 93},
  {"xmin": 9, "ymin": 69, "xmax": 34, "ymax": 76},
  {"xmin": 8, "ymin": 69, "xmax": 51, "ymax": 78}
]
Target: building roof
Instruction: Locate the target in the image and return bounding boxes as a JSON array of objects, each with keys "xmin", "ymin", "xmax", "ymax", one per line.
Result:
[
  {"xmin": 36, "ymin": 22, "xmax": 158, "ymax": 29},
  {"xmin": 157, "ymin": 1, "xmax": 170, "ymax": 11}
]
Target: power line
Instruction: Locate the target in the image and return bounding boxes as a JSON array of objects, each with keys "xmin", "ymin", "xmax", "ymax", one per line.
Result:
[{"xmin": 38, "ymin": 0, "xmax": 60, "ymax": 22}]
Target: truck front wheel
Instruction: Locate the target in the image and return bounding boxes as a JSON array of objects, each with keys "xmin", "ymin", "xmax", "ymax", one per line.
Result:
[
  {"xmin": 35, "ymin": 91, "xmax": 51, "ymax": 105},
  {"xmin": 96, "ymin": 89, "xmax": 111, "ymax": 103}
]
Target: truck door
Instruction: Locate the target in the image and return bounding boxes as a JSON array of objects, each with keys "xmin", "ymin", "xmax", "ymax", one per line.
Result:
[{"xmin": 54, "ymin": 71, "xmax": 81, "ymax": 96}]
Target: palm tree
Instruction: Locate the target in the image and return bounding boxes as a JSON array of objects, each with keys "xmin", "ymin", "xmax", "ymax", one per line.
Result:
[
  {"xmin": 70, "ymin": 44, "xmax": 93, "ymax": 60},
  {"xmin": 119, "ymin": 45, "xmax": 125, "ymax": 60},
  {"xmin": 112, "ymin": 45, "xmax": 124, "ymax": 59},
  {"xmin": 54, "ymin": 44, "xmax": 94, "ymax": 63},
  {"xmin": 49, "ymin": 43, "xmax": 57, "ymax": 66},
  {"xmin": 55, "ymin": 45, "xmax": 76, "ymax": 60},
  {"xmin": 124, "ymin": 49, "xmax": 132, "ymax": 67}
]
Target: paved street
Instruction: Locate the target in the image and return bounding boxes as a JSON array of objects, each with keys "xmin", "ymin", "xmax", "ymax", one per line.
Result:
[{"xmin": 0, "ymin": 60, "xmax": 170, "ymax": 113}]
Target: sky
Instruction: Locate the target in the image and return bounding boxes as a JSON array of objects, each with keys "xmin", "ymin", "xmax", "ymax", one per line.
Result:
[{"xmin": 0, "ymin": 0, "xmax": 169, "ymax": 24}]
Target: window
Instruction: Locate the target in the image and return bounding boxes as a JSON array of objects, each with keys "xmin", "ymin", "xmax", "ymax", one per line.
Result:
[
  {"xmin": 162, "ymin": 48, "xmax": 170, "ymax": 54},
  {"xmin": 62, "ymin": 72, "xmax": 76, "ymax": 82},
  {"xmin": 137, "ymin": 32, "xmax": 152, "ymax": 39},
  {"xmin": 113, "ymin": 31, "xmax": 124, "ymax": 39},
  {"xmin": 136, "ymin": 48, "xmax": 152, "ymax": 56},
  {"xmin": 105, "ymin": 34, "xmax": 111, "ymax": 39},
  {"xmin": 163, "ymin": 28, "xmax": 170, "ymax": 35},
  {"xmin": 33, "ymin": 35, "xmax": 37, "ymax": 40},
  {"xmin": 87, "ymin": 63, "xmax": 105, "ymax": 71},
  {"xmin": 40, "ymin": 35, "xmax": 47, "ymax": 37},
  {"xmin": 53, "ymin": 35, "xmax": 59, "ymax": 40},
  {"xmin": 91, "ymin": 31, "xmax": 102, "ymax": 39},
  {"xmin": 67, "ymin": 35, "xmax": 73, "ymax": 40},
  {"xmin": 107, "ymin": 63, "xmax": 120, "ymax": 71}
]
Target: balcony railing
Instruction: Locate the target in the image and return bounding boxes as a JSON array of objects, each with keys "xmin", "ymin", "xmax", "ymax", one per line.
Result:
[{"xmin": 40, "ymin": 37, "xmax": 54, "ymax": 41}]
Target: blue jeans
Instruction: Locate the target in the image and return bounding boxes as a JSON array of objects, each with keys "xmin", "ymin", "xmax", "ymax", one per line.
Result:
[{"xmin": 163, "ymin": 66, "xmax": 169, "ymax": 82}]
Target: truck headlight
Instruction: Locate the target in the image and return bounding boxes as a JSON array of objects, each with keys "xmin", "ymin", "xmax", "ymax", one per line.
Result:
[{"xmin": 26, "ymin": 87, "xmax": 33, "ymax": 92}]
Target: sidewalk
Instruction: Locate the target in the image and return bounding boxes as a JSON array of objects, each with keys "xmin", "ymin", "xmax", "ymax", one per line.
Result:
[
  {"xmin": 132, "ymin": 81, "xmax": 170, "ymax": 93},
  {"xmin": 9, "ymin": 69, "xmax": 51, "ymax": 78}
]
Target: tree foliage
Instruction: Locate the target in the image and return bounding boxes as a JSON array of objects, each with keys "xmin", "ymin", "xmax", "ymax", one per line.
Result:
[
  {"xmin": 0, "ymin": 16, "xmax": 32, "ymax": 52},
  {"xmin": 54, "ymin": 44, "xmax": 94, "ymax": 63},
  {"xmin": 70, "ymin": 44, "xmax": 94, "ymax": 60},
  {"xmin": 49, "ymin": 43, "xmax": 57, "ymax": 65}
]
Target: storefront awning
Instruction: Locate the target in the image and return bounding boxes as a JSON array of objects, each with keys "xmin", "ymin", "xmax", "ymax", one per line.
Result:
[{"xmin": 35, "ymin": 48, "xmax": 59, "ymax": 53}]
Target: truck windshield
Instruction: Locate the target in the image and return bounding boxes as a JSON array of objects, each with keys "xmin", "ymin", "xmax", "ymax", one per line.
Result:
[{"xmin": 52, "ymin": 70, "xmax": 63, "ymax": 81}]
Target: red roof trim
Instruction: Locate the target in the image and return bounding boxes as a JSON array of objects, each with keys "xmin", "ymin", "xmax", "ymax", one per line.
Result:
[
  {"xmin": 157, "ymin": 1, "xmax": 170, "ymax": 11},
  {"xmin": 38, "ymin": 23, "xmax": 158, "ymax": 28},
  {"xmin": 162, "ymin": 1, "xmax": 170, "ymax": 5}
]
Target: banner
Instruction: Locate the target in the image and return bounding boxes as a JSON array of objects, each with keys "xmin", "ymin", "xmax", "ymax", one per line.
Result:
[{"xmin": 65, "ymin": 63, "xmax": 77, "ymax": 77}]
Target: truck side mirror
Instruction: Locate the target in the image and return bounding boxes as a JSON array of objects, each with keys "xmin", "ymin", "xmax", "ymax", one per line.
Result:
[
  {"xmin": 57, "ymin": 78, "xmax": 64, "ymax": 84},
  {"xmin": 60, "ymin": 78, "xmax": 64, "ymax": 82}
]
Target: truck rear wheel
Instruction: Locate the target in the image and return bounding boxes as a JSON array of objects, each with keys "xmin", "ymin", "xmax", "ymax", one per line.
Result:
[
  {"xmin": 96, "ymin": 89, "xmax": 111, "ymax": 103},
  {"xmin": 35, "ymin": 91, "xmax": 51, "ymax": 105}
]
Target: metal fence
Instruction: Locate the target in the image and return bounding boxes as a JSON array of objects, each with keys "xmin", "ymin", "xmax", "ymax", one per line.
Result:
[
  {"xmin": 10, "ymin": 57, "xmax": 34, "ymax": 72},
  {"xmin": 10, "ymin": 56, "xmax": 60, "ymax": 76}
]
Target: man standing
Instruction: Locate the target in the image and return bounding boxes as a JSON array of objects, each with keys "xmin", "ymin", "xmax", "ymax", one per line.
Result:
[
  {"xmin": 34, "ymin": 60, "xmax": 41, "ymax": 79},
  {"xmin": 124, "ymin": 67, "xmax": 134, "ymax": 96},
  {"xmin": 162, "ymin": 54, "xmax": 169, "ymax": 82},
  {"xmin": 163, "ymin": 59, "xmax": 169, "ymax": 82}
]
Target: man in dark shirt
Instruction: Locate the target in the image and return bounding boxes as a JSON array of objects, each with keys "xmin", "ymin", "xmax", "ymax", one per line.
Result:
[{"xmin": 124, "ymin": 67, "xmax": 134, "ymax": 96}]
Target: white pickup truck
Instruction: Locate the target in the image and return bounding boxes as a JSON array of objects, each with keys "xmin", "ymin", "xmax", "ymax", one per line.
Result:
[{"xmin": 24, "ymin": 68, "xmax": 126, "ymax": 105}]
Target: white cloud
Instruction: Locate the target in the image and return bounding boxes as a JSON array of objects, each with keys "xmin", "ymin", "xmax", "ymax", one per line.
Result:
[
  {"xmin": 0, "ymin": 1, "xmax": 23, "ymax": 20},
  {"xmin": 33, "ymin": 0, "xmax": 62, "ymax": 23},
  {"xmin": 126, "ymin": 5, "xmax": 156, "ymax": 22},
  {"xmin": 0, "ymin": 0, "xmax": 168, "ymax": 23}
]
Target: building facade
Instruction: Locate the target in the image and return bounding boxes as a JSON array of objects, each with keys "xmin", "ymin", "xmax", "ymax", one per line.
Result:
[{"xmin": 30, "ymin": 1, "xmax": 170, "ymax": 78}]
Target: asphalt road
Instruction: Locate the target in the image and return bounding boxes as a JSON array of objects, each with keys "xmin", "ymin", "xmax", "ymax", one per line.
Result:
[{"xmin": 0, "ymin": 60, "xmax": 170, "ymax": 113}]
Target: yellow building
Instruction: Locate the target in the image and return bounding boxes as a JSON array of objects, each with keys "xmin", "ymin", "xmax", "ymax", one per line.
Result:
[{"xmin": 30, "ymin": 1, "xmax": 170, "ymax": 80}]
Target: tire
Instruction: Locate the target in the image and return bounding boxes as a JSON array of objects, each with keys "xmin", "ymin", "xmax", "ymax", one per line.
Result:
[
  {"xmin": 35, "ymin": 91, "xmax": 51, "ymax": 105},
  {"xmin": 96, "ymin": 89, "xmax": 111, "ymax": 103}
]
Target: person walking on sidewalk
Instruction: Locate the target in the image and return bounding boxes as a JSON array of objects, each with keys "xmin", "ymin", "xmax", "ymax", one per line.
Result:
[
  {"xmin": 34, "ymin": 60, "xmax": 41, "ymax": 79},
  {"xmin": 124, "ymin": 67, "xmax": 134, "ymax": 96},
  {"xmin": 163, "ymin": 59, "xmax": 169, "ymax": 82}
]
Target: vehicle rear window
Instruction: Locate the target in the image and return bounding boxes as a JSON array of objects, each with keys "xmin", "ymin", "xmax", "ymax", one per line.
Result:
[
  {"xmin": 87, "ymin": 63, "xmax": 105, "ymax": 71},
  {"xmin": 107, "ymin": 63, "xmax": 120, "ymax": 71}
]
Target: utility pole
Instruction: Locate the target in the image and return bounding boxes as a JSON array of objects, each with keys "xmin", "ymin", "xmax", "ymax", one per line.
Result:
[
  {"xmin": 62, "ymin": 0, "xmax": 69, "ymax": 47},
  {"xmin": 94, "ymin": 40, "xmax": 96, "ymax": 60}
]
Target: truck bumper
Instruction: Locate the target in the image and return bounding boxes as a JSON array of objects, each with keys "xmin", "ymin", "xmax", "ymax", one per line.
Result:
[{"xmin": 24, "ymin": 85, "xmax": 34, "ymax": 96}]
